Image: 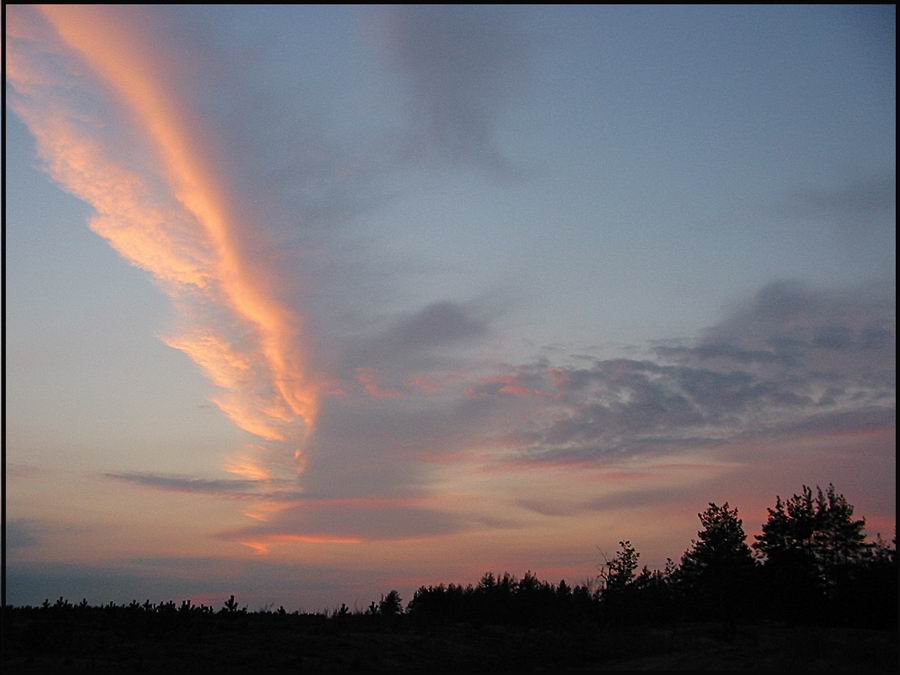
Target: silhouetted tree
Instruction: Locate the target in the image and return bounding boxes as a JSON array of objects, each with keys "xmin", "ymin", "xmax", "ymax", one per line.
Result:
[
  {"xmin": 222, "ymin": 595, "xmax": 240, "ymax": 614},
  {"xmin": 627, "ymin": 559, "xmax": 679, "ymax": 625},
  {"xmin": 755, "ymin": 485, "xmax": 868, "ymax": 568},
  {"xmin": 378, "ymin": 591, "xmax": 402, "ymax": 617},
  {"xmin": 599, "ymin": 540, "xmax": 639, "ymax": 594},
  {"xmin": 596, "ymin": 540, "xmax": 640, "ymax": 623},
  {"xmin": 681, "ymin": 503, "xmax": 755, "ymax": 578},
  {"xmin": 811, "ymin": 484, "xmax": 869, "ymax": 588},
  {"xmin": 678, "ymin": 502, "xmax": 757, "ymax": 630},
  {"xmin": 753, "ymin": 483, "xmax": 872, "ymax": 622},
  {"xmin": 752, "ymin": 487, "xmax": 822, "ymax": 618}
]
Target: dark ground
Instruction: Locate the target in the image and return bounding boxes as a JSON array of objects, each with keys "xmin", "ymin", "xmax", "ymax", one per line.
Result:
[{"xmin": 2, "ymin": 616, "xmax": 897, "ymax": 671}]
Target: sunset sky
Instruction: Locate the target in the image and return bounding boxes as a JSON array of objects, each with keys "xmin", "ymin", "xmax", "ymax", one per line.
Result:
[{"xmin": 6, "ymin": 5, "xmax": 895, "ymax": 610}]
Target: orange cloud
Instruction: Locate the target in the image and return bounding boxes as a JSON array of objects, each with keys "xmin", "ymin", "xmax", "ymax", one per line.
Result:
[
  {"xmin": 8, "ymin": 6, "xmax": 319, "ymax": 474},
  {"xmin": 240, "ymin": 534, "xmax": 364, "ymax": 555},
  {"xmin": 406, "ymin": 372, "xmax": 467, "ymax": 394},
  {"xmin": 210, "ymin": 394, "xmax": 289, "ymax": 442},
  {"xmin": 224, "ymin": 455, "xmax": 273, "ymax": 482},
  {"xmin": 355, "ymin": 368, "xmax": 404, "ymax": 399},
  {"xmin": 164, "ymin": 331, "xmax": 254, "ymax": 390},
  {"xmin": 465, "ymin": 373, "xmax": 557, "ymax": 400},
  {"xmin": 38, "ymin": 5, "xmax": 318, "ymax": 425}
]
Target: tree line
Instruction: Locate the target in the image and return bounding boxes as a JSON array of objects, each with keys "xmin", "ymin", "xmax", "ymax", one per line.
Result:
[
  {"xmin": 5, "ymin": 483, "xmax": 896, "ymax": 636},
  {"xmin": 405, "ymin": 483, "xmax": 896, "ymax": 630}
]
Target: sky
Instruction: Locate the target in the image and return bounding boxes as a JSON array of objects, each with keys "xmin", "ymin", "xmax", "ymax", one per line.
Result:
[{"xmin": 4, "ymin": 5, "xmax": 895, "ymax": 610}]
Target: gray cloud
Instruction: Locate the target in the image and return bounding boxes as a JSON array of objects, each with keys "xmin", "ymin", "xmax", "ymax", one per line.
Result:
[
  {"xmin": 104, "ymin": 274, "xmax": 894, "ymax": 518},
  {"xmin": 518, "ymin": 482, "xmax": 713, "ymax": 518},
  {"xmin": 6, "ymin": 557, "xmax": 377, "ymax": 611},
  {"xmin": 102, "ymin": 468, "xmax": 519, "ymax": 541},
  {"xmin": 657, "ymin": 280, "xmax": 894, "ymax": 376},
  {"xmin": 295, "ymin": 278, "xmax": 894, "ymax": 498},
  {"xmin": 103, "ymin": 280, "xmax": 893, "ymax": 528},
  {"xmin": 382, "ymin": 5, "xmax": 528, "ymax": 173},
  {"xmin": 104, "ymin": 472, "xmax": 292, "ymax": 498},
  {"xmin": 300, "ymin": 392, "xmax": 508, "ymax": 499},
  {"xmin": 387, "ymin": 301, "xmax": 490, "ymax": 349},
  {"xmin": 489, "ymin": 280, "xmax": 894, "ymax": 465},
  {"xmin": 738, "ymin": 406, "xmax": 895, "ymax": 440},
  {"xmin": 344, "ymin": 300, "xmax": 491, "ymax": 374},
  {"xmin": 782, "ymin": 174, "xmax": 896, "ymax": 230},
  {"xmin": 218, "ymin": 502, "xmax": 511, "ymax": 543},
  {"xmin": 7, "ymin": 520, "xmax": 41, "ymax": 552}
]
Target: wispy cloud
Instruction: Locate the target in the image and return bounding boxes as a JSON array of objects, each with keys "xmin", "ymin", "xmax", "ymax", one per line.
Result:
[
  {"xmin": 8, "ymin": 7, "xmax": 318, "ymax": 472},
  {"xmin": 98, "ymin": 275, "xmax": 892, "ymax": 551},
  {"xmin": 103, "ymin": 471, "xmax": 289, "ymax": 498},
  {"xmin": 102, "ymin": 469, "xmax": 518, "ymax": 551},
  {"xmin": 218, "ymin": 502, "xmax": 515, "ymax": 551},
  {"xmin": 7, "ymin": 557, "xmax": 366, "ymax": 609},
  {"xmin": 381, "ymin": 6, "xmax": 529, "ymax": 174},
  {"xmin": 7, "ymin": 520, "xmax": 41, "ymax": 552},
  {"xmin": 781, "ymin": 174, "xmax": 896, "ymax": 231}
]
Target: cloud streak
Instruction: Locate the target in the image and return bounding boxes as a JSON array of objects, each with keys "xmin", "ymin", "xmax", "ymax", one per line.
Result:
[
  {"xmin": 104, "ymin": 471, "xmax": 288, "ymax": 498},
  {"xmin": 8, "ymin": 6, "xmax": 318, "ymax": 471}
]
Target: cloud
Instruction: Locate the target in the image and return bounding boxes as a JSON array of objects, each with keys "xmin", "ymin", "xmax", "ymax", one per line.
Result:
[
  {"xmin": 7, "ymin": 520, "xmax": 41, "ymax": 552},
  {"xmin": 386, "ymin": 301, "xmax": 490, "ymax": 349},
  {"xmin": 741, "ymin": 406, "xmax": 895, "ymax": 440},
  {"xmin": 517, "ymin": 481, "xmax": 725, "ymax": 518},
  {"xmin": 298, "ymin": 394, "xmax": 504, "ymax": 499},
  {"xmin": 103, "ymin": 471, "xmax": 290, "ymax": 498},
  {"xmin": 485, "ymin": 279, "xmax": 895, "ymax": 466},
  {"xmin": 8, "ymin": 6, "xmax": 515, "ymax": 509},
  {"xmin": 344, "ymin": 300, "xmax": 491, "ymax": 377},
  {"xmin": 222, "ymin": 501, "xmax": 466, "ymax": 542},
  {"xmin": 10, "ymin": 7, "xmax": 524, "ymax": 514},
  {"xmin": 381, "ymin": 6, "xmax": 528, "ymax": 173},
  {"xmin": 6, "ymin": 557, "xmax": 365, "ymax": 610},
  {"xmin": 102, "ymin": 471, "xmax": 514, "ymax": 546},
  {"xmin": 662, "ymin": 279, "xmax": 895, "ymax": 393},
  {"xmin": 7, "ymin": 6, "xmax": 318, "ymax": 469},
  {"xmin": 218, "ymin": 501, "xmax": 513, "ymax": 550},
  {"xmin": 143, "ymin": 277, "xmax": 892, "ymax": 509},
  {"xmin": 782, "ymin": 174, "xmax": 896, "ymax": 231},
  {"xmin": 354, "ymin": 368, "xmax": 404, "ymax": 400},
  {"xmin": 10, "ymin": 6, "xmax": 893, "ymax": 575}
]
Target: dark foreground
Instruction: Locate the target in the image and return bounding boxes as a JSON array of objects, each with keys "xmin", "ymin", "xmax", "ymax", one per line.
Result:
[
  {"xmin": 5, "ymin": 488, "xmax": 896, "ymax": 670},
  {"xmin": 2, "ymin": 614, "xmax": 897, "ymax": 672}
]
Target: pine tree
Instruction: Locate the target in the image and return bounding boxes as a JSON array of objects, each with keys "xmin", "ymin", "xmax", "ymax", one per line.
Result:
[
  {"xmin": 681, "ymin": 503, "xmax": 755, "ymax": 578},
  {"xmin": 754, "ymin": 484, "xmax": 869, "ymax": 596},
  {"xmin": 678, "ymin": 502, "xmax": 757, "ymax": 626}
]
